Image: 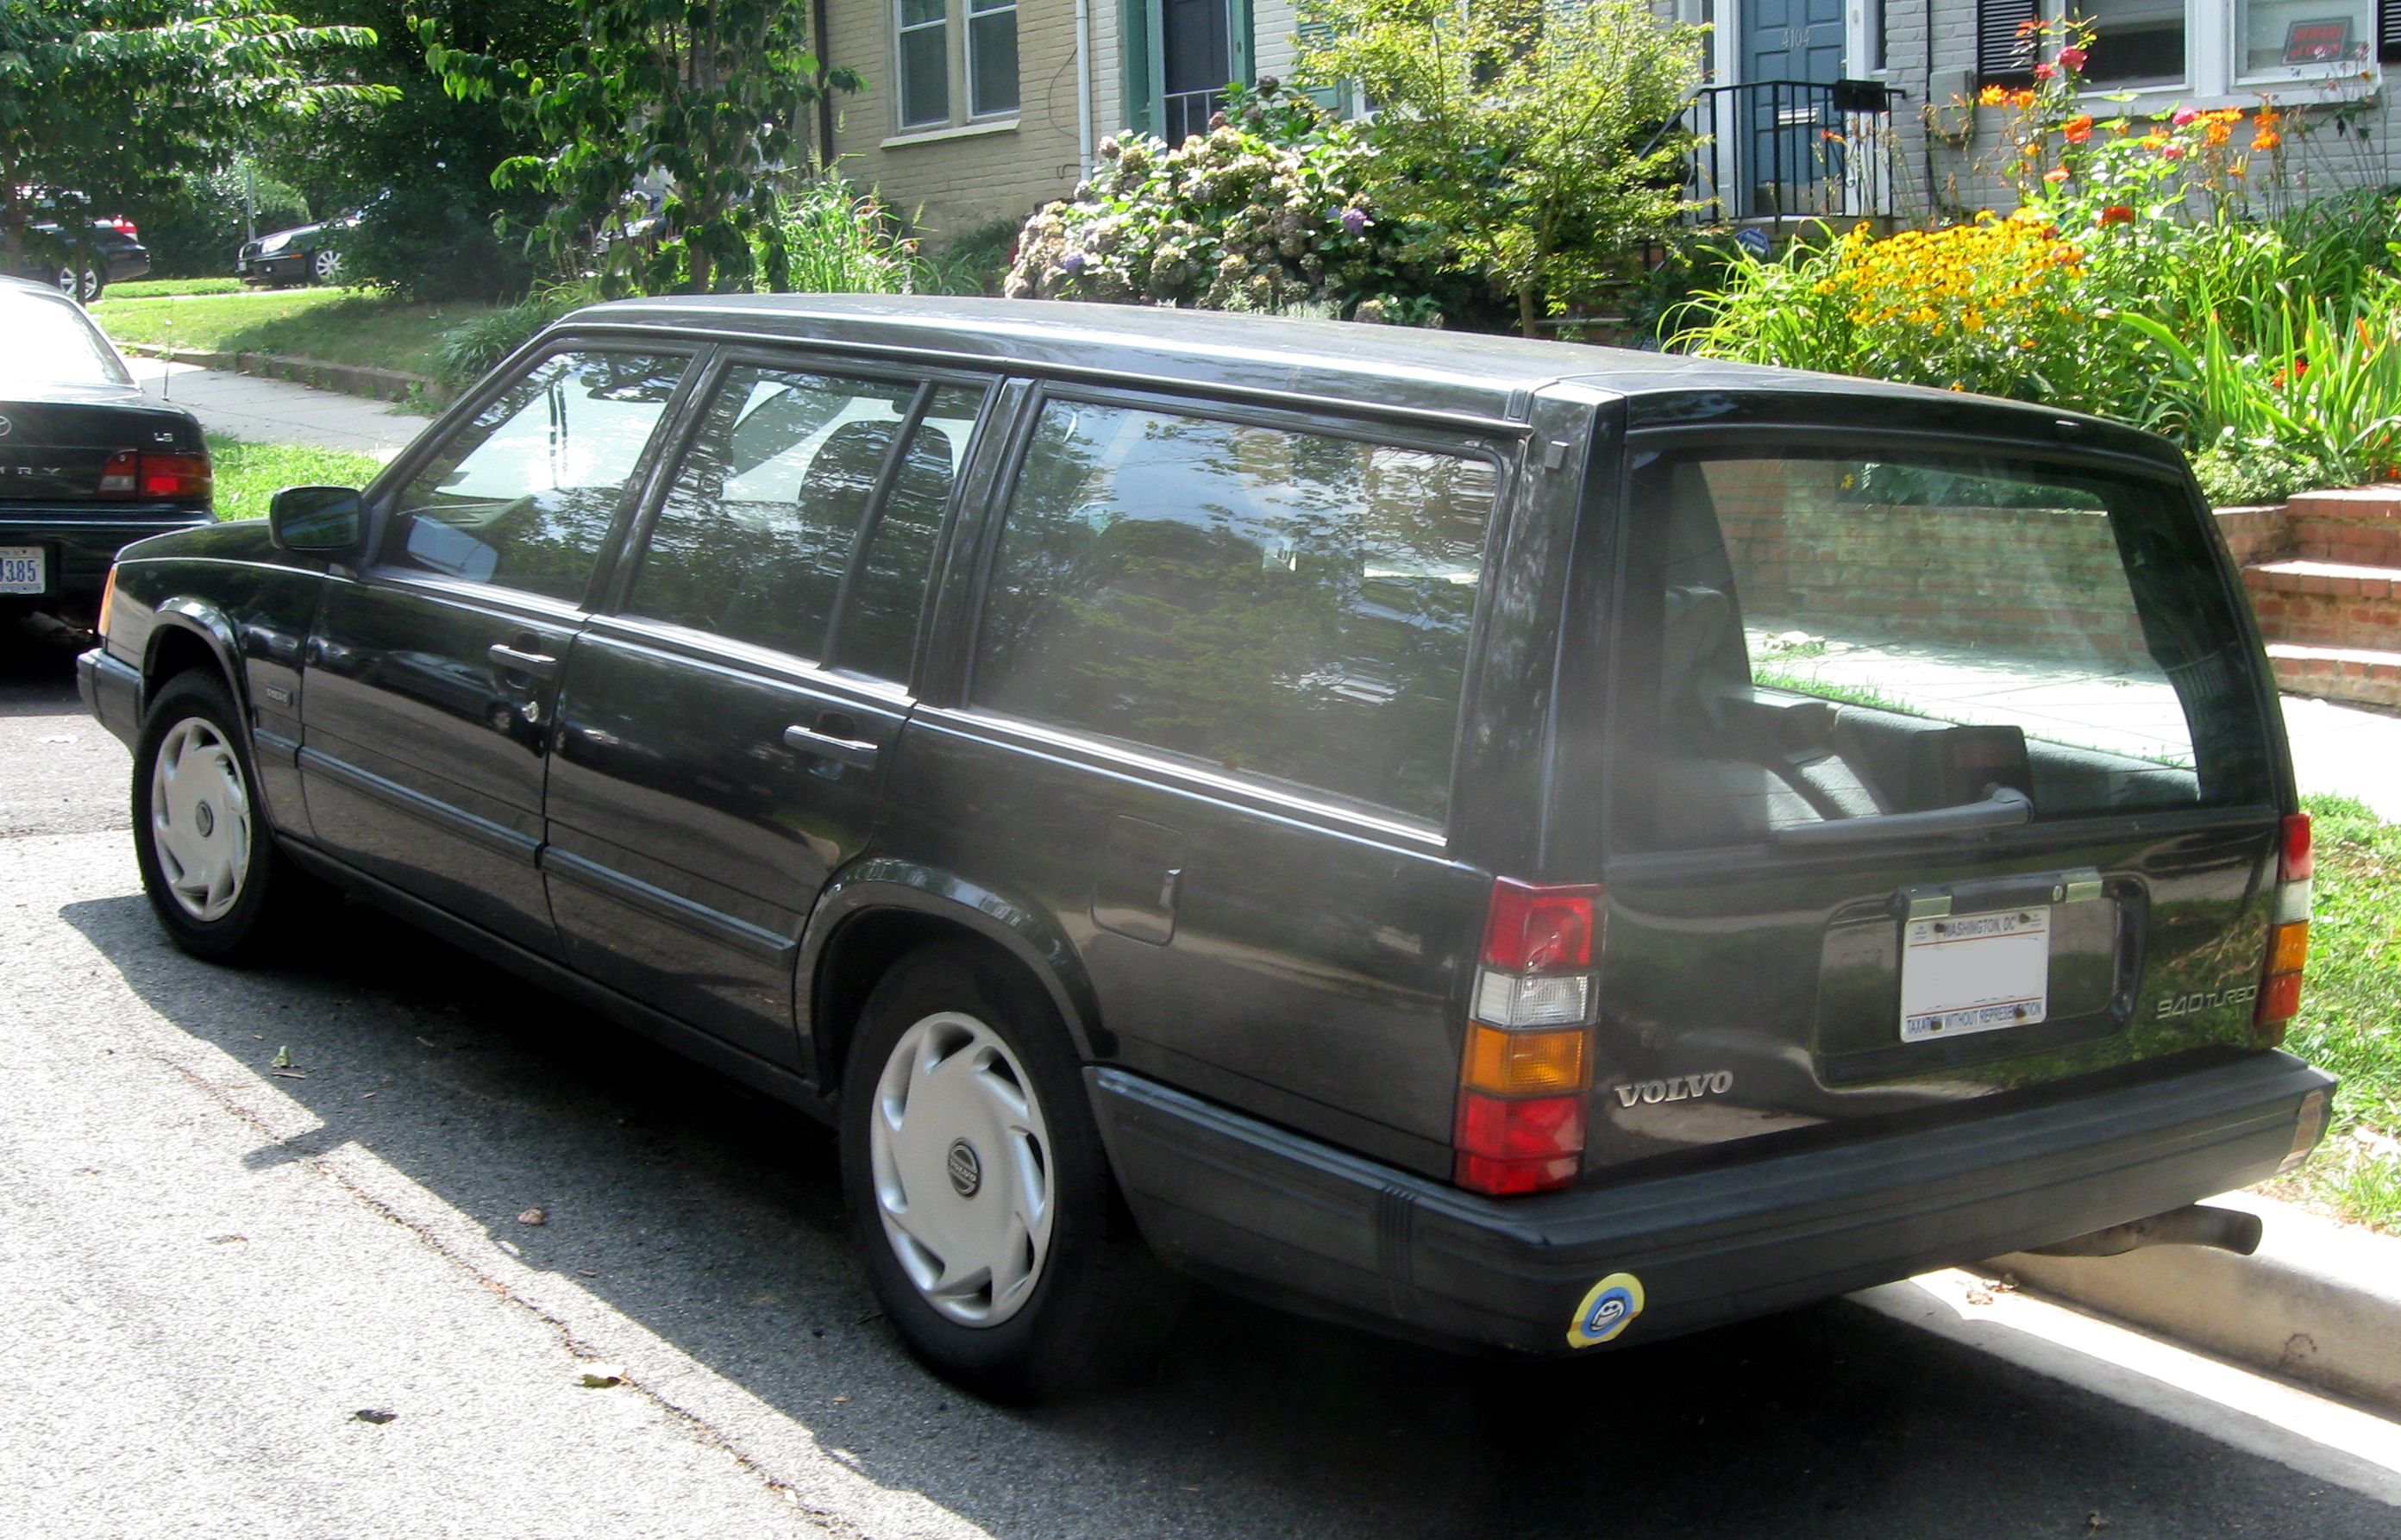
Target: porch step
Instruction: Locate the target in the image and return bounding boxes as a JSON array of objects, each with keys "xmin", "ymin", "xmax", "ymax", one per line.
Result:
[
  {"xmin": 2265, "ymin": 642, "xmax": 2401, "ymax": 711},
  {"xmin": 2214, "ymin": 504, "xmax": 2292, "ymax": 565},
  {"xmin": 2288, "ymin": 487, "xmax": 2401, "ymax": 566},
  {"xmin": 2241, "ymin": 559, "xmax": 2401, "ymax": 653}
]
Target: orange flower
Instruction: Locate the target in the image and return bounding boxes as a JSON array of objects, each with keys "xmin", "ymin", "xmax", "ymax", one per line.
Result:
[
  {"xmin": 2254, "ymin": 128, "xmax": 2282, "ymax": 152},
  {"xmin": 2205, "ymin": 121, "xmax": 2232, "ymax": 146},
  {"xmin": 2050, "ymin": 244, "xmax": 2083, "ymax": 265},
  {"xmin": 2099, "ymin": 204, "xmax": 2135, "ymax": 224},
  {"xmin": 2010, "ymin": 88, "xmax": 2037, "ymax": 110},
  {"xmin": 2044, "ymin": 166, "xmax": 2072, "ymax": 183},
  {"xmin": 1978, "ymin": 84, "xmax": 2007, "ymax": 106},
  {"xmin": 2063, "ymin": 115, "xmax": 2093, "ymax": 143}
]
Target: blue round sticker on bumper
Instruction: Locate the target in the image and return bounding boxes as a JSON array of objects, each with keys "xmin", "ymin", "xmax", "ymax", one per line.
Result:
[{"xmin": 1567, "ymin": 1272, "xmax": 1646, "ymax": 1348}]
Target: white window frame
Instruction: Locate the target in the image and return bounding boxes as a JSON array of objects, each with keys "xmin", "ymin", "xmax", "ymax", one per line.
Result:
[
  {"xmin": 2047, "ymin": 0, "xmax": 2385, "ymax": 111},
  {"xmin": 891, "ymin": 0, "xmax": 1020, "ymax": 138}
]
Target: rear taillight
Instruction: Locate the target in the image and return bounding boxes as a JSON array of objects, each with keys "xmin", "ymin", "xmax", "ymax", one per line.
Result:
[
  {"xmin": 2256, "ymin": 812, "xmax": 2310, "ymax": 1037},
  {"xmin": 1456, "ymin": 879, "xmax": 1599, "ymax": 1196},
  {"xmin": 97, "ymin": 449, "xmax": 210, "ymax": 504}
]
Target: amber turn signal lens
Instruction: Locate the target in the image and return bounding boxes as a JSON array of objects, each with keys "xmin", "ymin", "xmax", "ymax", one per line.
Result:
[
  {"xmin": 2268, "ymin": 921, "xmax": 2310, "ymax": 976},
  {"xmin": 1462, "ymin": 1022, "xmax": 1587, "ymax": 1096}
]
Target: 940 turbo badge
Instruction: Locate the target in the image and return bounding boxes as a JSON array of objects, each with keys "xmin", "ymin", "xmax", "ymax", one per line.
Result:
[
  {"xmin": 2154, "ymin": 983, "xmax": 2257, "ymax": 1019},
  {"xmin": 1566, "ymin": 1273, "xmax": 1646, "ymax": 1348}
]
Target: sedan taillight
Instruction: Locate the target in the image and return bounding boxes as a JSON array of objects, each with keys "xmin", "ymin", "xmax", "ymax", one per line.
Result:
[{"xmin": 97, "ymin": 449, "xmax": 210, "ymax": 504}]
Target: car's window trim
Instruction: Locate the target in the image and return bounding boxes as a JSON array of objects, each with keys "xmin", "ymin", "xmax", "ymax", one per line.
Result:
[
  {"xmin": 956, "ymin": 379, "xmax": 1514, "ymax": 836},
  {"xmin": 580, "ymin": 609, "xmax": 917, "ymax": 706}
]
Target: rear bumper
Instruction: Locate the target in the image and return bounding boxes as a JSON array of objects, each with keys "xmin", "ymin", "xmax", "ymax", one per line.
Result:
[
  {"xmin": 0, "ymin": 514, "xmax": 213, "ymax": 602},
  {"xmin": 1088, "ymin": 1050, "xmax": 2334, "ymax": 1356}
]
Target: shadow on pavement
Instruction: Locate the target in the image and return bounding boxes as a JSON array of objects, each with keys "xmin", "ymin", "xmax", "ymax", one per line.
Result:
[{"xmin": 59, "ymin": 888, "xmax": 2399, "ymax": 1540}]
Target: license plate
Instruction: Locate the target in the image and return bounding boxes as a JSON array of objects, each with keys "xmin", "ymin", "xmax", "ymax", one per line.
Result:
[
  {"xmin": 0, "ymin": 546, "xmax": 46, "ymax": 595},
  {"xmin": 1900, "ymin": 906, "xmax": 2050, "ymax": 1042}
]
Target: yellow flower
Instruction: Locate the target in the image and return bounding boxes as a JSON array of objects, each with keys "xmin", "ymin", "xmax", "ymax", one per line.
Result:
[
  {"xmin": 1963, "ymin": 310, "xmax": 1985, "ymax": 330},
  {"xmin": 1978, "ymin": 85, "xmax": 2008, "ymax": 106}
]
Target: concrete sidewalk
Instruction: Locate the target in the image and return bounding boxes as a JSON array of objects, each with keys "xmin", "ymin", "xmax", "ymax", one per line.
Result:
[{"xmin": 129, "ymin": 356, "xmax": 433, "ymax": 461}]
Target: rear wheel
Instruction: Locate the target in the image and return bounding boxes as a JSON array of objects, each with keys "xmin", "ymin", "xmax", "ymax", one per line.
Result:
[
  {"xmin": 132, "ymin": 669, "xmax": 333, "ymax": 962},
  {"xmin": 840, "ymin": 942, "xmax": 1179, "ymax": 1400}
]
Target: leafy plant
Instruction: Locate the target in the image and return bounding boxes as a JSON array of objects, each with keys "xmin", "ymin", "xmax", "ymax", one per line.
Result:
[
  {"xmin": 422, "ymin": 1, "xmax": 858, "ymax": 296},
  {"xmin": 1295, "ymin": 0, "xmax": 1704, "ymax": 336},
  {"xmin": 431, "ymin": 279, "xmax": 599, "ymax": 389},
  {"xmin": 768, "ymin": 181, "xmax": 925, "ymax": 295}
]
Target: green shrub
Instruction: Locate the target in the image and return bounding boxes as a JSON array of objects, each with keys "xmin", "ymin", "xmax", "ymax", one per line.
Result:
[
  {"xmin": 432, "ymin": 280, "xmax": 599, "ymax": 391},
  {"xmin": 920, "ymin": 217, "xmax": 1021, "ymax": 296},
  {"xmin": 2190, "ymin": 438, "xmax": 2334, "ymax": 506},
  {"xmin": 763, "ymin": 180, "xmax": 927, "ymax": 294}
]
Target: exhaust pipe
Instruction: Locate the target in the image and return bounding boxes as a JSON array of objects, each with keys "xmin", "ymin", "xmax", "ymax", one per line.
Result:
[{"xmin": 2027, "ymin": 1203, "xmax": 2263, "ymax": 1258}]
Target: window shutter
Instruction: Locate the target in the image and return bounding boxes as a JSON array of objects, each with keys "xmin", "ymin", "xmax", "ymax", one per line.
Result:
[
  {"xmin": 1977, "ymin": 0, "xmax": 2039, "ymax": 83},
  {"xmin": 2383, "ymin": 0, "xmax": 2401, "ymax": 65}
]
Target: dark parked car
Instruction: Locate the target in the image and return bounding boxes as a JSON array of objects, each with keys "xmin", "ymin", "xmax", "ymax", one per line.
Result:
[
  {"xmin": 7, "ymin": 216, "xmax": 150, "ymax": 302},
  {"xmin": 237, "ymin": 216, "xmax": 353, "ymax": 287},
  {"xmin": 79, "ymin": 297, "xmax": 2333, "ymax": 1397},
  {"xmin": 1, "ymin": 278, "xmax": 210, "ymax": 635}
]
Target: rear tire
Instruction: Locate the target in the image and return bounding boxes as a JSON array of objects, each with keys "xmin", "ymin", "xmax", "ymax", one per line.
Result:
[
  {"xmin": 839, "ymin": 942, "xmax": 1181, "ymax": 1400},
  {"xmin": 132, "ymin": 668, "xmax": 334, "ymax": 963}
]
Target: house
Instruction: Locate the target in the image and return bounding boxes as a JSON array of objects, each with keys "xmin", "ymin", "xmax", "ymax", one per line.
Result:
[{"xmin": 810, "ymin": 1, "xmax": 2401, "ymax": 247}]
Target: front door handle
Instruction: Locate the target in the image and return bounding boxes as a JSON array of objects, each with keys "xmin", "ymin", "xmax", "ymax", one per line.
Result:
[
  {"xmin": 783, "ymin": 723, "xmax": 879, "ymax": 770},
  {"xmin": 488, "ymin": 643, "xmax": 558, "ymax": 679}
]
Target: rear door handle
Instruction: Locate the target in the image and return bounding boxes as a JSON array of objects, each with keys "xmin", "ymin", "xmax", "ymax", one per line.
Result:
[
  {"xmin": 783, "ymin": 723, "xmax": 880, "ymax": 770},
  {"xmin": 487, "ymin": 643, "xmax": 558, "ymax": 679}
]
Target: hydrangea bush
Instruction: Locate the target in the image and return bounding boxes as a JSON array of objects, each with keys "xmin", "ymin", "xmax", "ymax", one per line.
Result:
[{"xmin": 1004, "ymin": 80, "xmax": 1445, "ymax": 324}]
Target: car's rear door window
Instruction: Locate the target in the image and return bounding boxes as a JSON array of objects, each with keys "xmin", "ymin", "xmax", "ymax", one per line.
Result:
[
  {"xmin": 626, "ymin": 368, "xmax": 981, "ymax": 670},
  {"xmin": 1613, "ymin": 446, "xmax": 2272, "ymax": 849},
  {"xmin": 974, "ymin": 398, "xmax": 1498, "ymax": 823},
  {"xmin": 386, "ymin": 351, "xmax": 687, "ymax": 602}
]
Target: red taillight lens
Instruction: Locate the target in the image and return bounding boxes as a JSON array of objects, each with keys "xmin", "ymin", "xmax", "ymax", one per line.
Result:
[
  {"xmin": 2280, "ymin": 812, "xmax": 2313, "ymax": 883},
  {"xmin": 108, "ymin": 217, "xmax": 138, "ymax": 236},
  {"xmin": 1455, "ymin": 1092, "xmax": 1585, "ymax": 1194},
  {"xmin": 97, "ymin": 449, "xmax": 139, "ymax": 496},
  {"xmin": 138, "ymin": 453, "xmax": 210, "ymax": 501},
  {"xmin": 1483, "ymin": 880, "xmax": 1598, "ymax": 972}
]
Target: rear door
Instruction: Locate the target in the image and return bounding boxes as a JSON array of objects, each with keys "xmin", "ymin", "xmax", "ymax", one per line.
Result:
[
  {"xmin": 1581, "ymin": 432, "xmax": 2284, "ymax": 1173},
  {"xmin": 300, "ymin": 347, "xmax": 693, "ymax": 955},
  {"xmin": 541, "ymin": 357, "xmax": 991, "ymax": 1066}
]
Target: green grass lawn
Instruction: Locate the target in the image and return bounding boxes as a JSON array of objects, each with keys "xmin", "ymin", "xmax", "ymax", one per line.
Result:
[
  {"xmin": 2277, "ymin": 794, "xmax": 2401, "ymax": 1232},
  {"xmin": 207, "ymin": 435, "xmax": 381, "ymax": 523},
  {"xmin": 95, "ymin": 287, "xmax": 497, "ymax": 378},
  {"xmin": 105, "ymin": 277, "xmax": 248, "ymax": 299}
]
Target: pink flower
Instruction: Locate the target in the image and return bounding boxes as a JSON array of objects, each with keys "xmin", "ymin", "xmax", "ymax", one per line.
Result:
[
  {"xmin": 2033, "ymin": 62, "xmax": 2058, "ymax": 80},
  {"xmin": 2057, "ymin": 46, "xmax": 2088, "ymax": 71},
  {"xmin": 2172, "ymin": 106, "xmax": 2199, "ymax": 126},
  {"xmin": 2162, "ymin": 143, "xmax": 2186, "ymax": 160}
]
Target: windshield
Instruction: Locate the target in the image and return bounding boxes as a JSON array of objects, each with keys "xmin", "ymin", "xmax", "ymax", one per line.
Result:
[
  {"xmin": 1611, "ymin": 445, "xmax": 2274, "ymax": 850},
  {"xmin": 3, "ymin": 291, "xmax": 133, "ymax": 388}
]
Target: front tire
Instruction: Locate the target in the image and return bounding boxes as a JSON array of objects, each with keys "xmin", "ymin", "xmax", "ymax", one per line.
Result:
[
  {"xmin": 132, "ymin": 668, "xmax": 329, "ymax": 962},
  {"xmin": 840, "ymin": 942, "xmax": 1179, "ymax": 1400},
  {"xmin": 310, "ymin": 247, "xmax": 342, "ymax": 285}
]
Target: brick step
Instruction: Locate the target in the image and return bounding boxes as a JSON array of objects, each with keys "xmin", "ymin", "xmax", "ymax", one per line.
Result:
[
  {"xmin": 2214, "ymin": 504, "xmax": 2292, "ymax": 564},
  {"xmin": 2294, "ymin": 515, "xmax": 2401, "ymax": 566},
  {"xmin": 2266, "ymin": 642, "xmax": 2401, "ymax": 711},
  {"xmin": 2242, "ymin": 559, "xmax": 2401, "ymax": 652},
  {"xmin": 2285, "ymin": 485, "xmax": 2401, "ymax": 522}
]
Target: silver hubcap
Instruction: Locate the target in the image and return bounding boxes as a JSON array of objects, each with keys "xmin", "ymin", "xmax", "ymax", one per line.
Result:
[
  {"xmin": 868, "ymin": 1010, "xmax": 1054, "ymax": 1327},
  {"xmin": 314, "ymin": 250, "xmax": 341, "ymax": 282},
  {"xmin": 150, "ymin": 717, "xmax": 251, "ymax": 923}
]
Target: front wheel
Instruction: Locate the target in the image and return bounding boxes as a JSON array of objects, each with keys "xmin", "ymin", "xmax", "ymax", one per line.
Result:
[
  {"xmin": 840, "ymin": 943, "xmax": 1180, "ymax": 1400},
  {"xmin": 132, "ymin": 669, "xmax": 331, "ymax": 962},
  {"xmin": 310, "ymin": 247, "xmax": 342, "ymax": 285}
]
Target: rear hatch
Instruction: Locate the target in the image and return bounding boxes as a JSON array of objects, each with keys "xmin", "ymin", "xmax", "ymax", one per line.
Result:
[{"xmin": 1582, "ymin": 424, "xmax": 2285, "ymax": 1177}]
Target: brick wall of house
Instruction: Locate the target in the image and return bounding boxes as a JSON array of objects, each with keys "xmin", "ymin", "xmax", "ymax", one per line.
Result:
[{"xmin": 824, "ymin": 0, "xmax": 1091, "ymax": 242}]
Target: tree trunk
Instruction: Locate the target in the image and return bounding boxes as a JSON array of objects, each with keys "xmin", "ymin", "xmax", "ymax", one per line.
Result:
[{"xmin": 1520, "ymin": 285, "xmax": 1539, "ymax": 340}]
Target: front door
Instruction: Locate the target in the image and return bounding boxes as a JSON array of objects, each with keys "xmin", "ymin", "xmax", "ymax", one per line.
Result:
[
  {"xmin": 1740, "ymin": 0, "xmax": 1847, "ymax": 216},
  {"xmin": 542, "ymin": 360, "xmax": 991, "ymax": 1066},
  {"xmin": 300, "ymin": 348, "xmax": 693, "ymax": 955},
  {"xmin": 1161, "ymin": 0, "xmax": 1232, "ymax": 142}
]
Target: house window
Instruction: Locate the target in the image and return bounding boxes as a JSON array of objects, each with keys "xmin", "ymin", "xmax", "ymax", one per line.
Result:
[
  {"xmin": 896, "ymin": 0, "xmax": 1018, "ymax": 131},
  {"xmin": 2072, "ymin": 0, "xmax": 2187, "ymax": 87},
  {"xmin": 2237, "ymin": 0, "xmax": 2376, "ymax": 79}
]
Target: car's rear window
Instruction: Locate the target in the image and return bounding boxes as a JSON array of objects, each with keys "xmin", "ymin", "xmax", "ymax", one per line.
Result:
[
  {"xmin": 1611, "ymin": 445, "xmax": 2273, "ymax": 850},
  {"xmin": 3, "ymin": 291, "xmax": 131, "ymax": 387}
]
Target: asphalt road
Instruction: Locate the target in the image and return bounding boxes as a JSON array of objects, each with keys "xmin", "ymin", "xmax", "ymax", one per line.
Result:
[{"xmin": 5, "ymin": 639, "xmax": 2397, "ymax": 1539}]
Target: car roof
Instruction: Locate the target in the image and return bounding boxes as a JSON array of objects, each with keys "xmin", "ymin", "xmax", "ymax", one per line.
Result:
[{"xmin": 562, "ymin": 294, "xmax": 2180, "ymax": 465}]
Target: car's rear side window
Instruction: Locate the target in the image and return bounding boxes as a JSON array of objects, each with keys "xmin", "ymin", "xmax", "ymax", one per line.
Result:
[
  {"xmin": 975, "ymin": 398, "xmax": 1497, "ymax": 824},
  {"xmin": 1612, "ymin": 446, "xmax": 2273, "ymax": 850},
  {"xmin": 386, "ymin": 351, "xmax": 686, "ymax": 603}
]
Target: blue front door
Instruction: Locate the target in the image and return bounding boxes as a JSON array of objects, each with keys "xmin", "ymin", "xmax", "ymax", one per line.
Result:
[{"xmin": 1740, "ymin": 0, "xmax": 1847, "ymax": 216}]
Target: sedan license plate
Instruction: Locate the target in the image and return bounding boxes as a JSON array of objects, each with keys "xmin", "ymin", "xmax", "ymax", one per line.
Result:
[
  {"xmin": 1900, "ymin": 906, "xmax": 2050, "ymax": 1043},
  {"xmin": 0, "ymin": 546, "xmax": 47, "ymax": 595}
]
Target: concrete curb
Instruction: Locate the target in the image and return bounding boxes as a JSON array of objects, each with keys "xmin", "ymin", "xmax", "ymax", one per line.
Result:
[
  {"xmin": 1988, "ymin": 1191, "xmax": 2401, "ymax": 1415},
  {"xmin": 118, "ymin": 342, "xmax": 442, "ymax": 407}
]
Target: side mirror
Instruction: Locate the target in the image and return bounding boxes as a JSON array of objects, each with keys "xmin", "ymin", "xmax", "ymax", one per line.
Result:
[{"xmin": 268, "ymin": 485, "xmax": 365, "ymax": 554}]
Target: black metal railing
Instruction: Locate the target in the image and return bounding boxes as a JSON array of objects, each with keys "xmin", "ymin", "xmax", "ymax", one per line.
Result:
[{"xmin": 1672, "ymin": 78, "xmax": 1900, "ymax": 227}]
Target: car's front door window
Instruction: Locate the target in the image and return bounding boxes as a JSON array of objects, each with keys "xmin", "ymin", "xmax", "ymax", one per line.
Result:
[{"xmin": 385, "ymin": 351, "xmax": 688, "ymax": 603}]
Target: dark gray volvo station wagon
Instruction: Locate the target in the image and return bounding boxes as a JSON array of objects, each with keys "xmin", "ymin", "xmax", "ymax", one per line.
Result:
[{"xmin": 81, "ymin": 297, "xmax": 2335, "ymax": 1396}]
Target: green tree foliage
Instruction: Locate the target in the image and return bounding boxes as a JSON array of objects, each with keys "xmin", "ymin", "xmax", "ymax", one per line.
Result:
[
  {"xmin": 1294, "ymin": 0, "xmax": 1704, "ymax": 336},
  {"xmin": 421, "ymin": 0, "xmax": 859, "ymax": 297},
  {"xmin": 254, "ymin": 2, "xmax": 579, "ymax": 300},
  {"xmin": 0, "ymin": 2, "xmax": 389, "ymax": 261}
]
